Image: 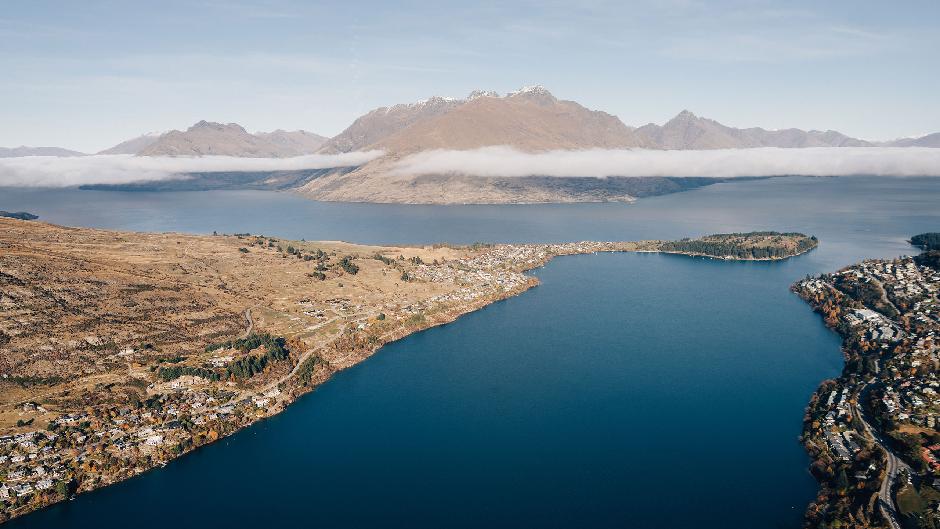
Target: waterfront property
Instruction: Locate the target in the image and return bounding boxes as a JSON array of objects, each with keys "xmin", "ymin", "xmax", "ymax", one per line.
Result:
[{"xmin": 794, "ymin": 251, "xmax": 940, "ymax": 527}]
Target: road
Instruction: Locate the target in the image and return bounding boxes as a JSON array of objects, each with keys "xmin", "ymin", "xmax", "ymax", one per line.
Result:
[
  {"xmin": 263, "ymin": 309, "xmax": 400, "ymax": 395},
  {"xmin": 261, "ymin": 313, "xmax": 357, "ymax": 394},
  {"xmin": 854, "ymin": 386, "xmax": 910, "ymax": 529},
  {"xmin": 869, "ymin": 277, "xmax": 902, "ymax": 317},
  {"xmin": 243, "ymin": 308, "xmax": 253, "ymax": 338}
]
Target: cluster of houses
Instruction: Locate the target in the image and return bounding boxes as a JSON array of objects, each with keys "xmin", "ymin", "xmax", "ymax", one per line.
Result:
[
  {"xmin": 0, "ymin": 379, "xmax": 283, "ymax": 512},
  {"xmin": 408, "ymin": 245, "xmax": 551, "ymax": 305},
  {"xmin": 880, "ymin": 376, "xmax": 940, "ymax": 429},
  {"xmin": 815, "ymin": 385, "xmax": 865, "ymax": 462},
  {"xmin": 845, "ymin": 308, "xmax": 906, "ymax": 343},
  {"xmin": 412, "ymin": 242, "xmax": 624, "ymax": 287},
  {"xmin": 0, "ymin": 430, "xmax": 64, "ymax": 501},
  {"xmin": 859, "ymin": 259, "xmax": 940, "ymax": 434},
  {"xmin": 798, "ymin": 255, "xmax": 940, "ymax": 487}
]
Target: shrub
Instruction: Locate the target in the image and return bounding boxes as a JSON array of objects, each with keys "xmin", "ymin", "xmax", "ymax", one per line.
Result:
[{"xmin": 339, "ymin": 256, "xmax": 359, "ymax": 275}]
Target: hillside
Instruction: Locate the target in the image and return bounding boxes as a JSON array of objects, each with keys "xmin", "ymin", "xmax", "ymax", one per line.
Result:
[
  {"xmin": 317, "ymin": 96, "xmax": 464, "ymax": 154},
  {"xmin": 373, "ymin": 86, "xmax": 650, "ymax": 153}
]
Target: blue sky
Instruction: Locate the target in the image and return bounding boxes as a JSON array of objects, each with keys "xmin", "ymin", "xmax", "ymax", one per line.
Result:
[{"xmin": 2, "ymin": 0, "xmax": 939, "ymax": 152}]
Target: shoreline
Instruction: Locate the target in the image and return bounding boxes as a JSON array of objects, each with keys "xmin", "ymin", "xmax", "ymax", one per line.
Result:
[
  {"xmin": 0, "ymin": 223, "xmax": 816, "ymax": 524},
  {"xmin": 791, "ymin": 254, "xmax": 940, "ymax": 528}
]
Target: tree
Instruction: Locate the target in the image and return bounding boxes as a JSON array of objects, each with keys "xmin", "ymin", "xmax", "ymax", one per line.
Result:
[
  {"xmin": 339, "ymin": 256, "xmax": 359, "ymax": 275},
  {"xmin": 836, "ymin": 468, "xmax": 849, "ymax": 490},
  {"xmin": 56, "ymin": 478, "xmax": 78, "ymax": 498}
]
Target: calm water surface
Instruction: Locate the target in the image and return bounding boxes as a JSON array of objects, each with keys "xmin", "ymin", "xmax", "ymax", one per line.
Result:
[{"xmin": 3, "ymin": 176, "xmax": 939, "ymax": 528}]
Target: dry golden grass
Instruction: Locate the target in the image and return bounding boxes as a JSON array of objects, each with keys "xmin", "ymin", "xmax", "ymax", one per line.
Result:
[{"xmin": 0, "ymin": 218, "xmax": 474, "ymax": 432}]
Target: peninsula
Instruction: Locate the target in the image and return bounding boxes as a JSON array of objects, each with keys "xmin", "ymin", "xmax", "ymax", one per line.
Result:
[
  {"xmin": 793, "ymin": 233, "xmax": 940, "ymax": 528},
  {"xmin": 0, "ymin": 221, "xmax": 815, "ymax": 523},
  {"xmin": 0, "ymin": 213, "xmax": 36, "ymax": 222}
]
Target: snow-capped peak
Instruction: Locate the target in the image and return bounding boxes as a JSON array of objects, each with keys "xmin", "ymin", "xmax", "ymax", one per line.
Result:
[
  {"xmin": 507, "ymin": 85, "xmax": 553, "ymax": 97},
  {"xmin": 383, "ymin": 95, "xmax": 462, "ymax": 114},
  {"xmin": 414, "ymin": 95, "xmax": 459, "ymax": 105},
  {"xmin": 467, "ymin": 89, "xmax": 499, "ymax": 100}
]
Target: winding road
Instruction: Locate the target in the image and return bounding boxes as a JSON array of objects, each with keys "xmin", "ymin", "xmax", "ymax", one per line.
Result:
[{"xmin": 854, "ymin": 385, "xmax": 910, "ymax": 529}]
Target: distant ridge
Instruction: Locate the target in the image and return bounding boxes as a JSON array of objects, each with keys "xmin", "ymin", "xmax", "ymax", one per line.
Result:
[
  {"xmin": 103, "ymin": 122, "xmax": 328, "ymax": 157},
  {"xmin": 633, "ymin": 110, "xmax": 872, "ymax": 149},
  {"xmin": 0, "ymin": 146, "xmax": 86, "ymax": 158},
  {"xmin": 253, "ymin": 129, "xmax": 328, "ymax": 154},
  {"xmin": 883, "ymin": 132, "xmax": 940, "ymax": 148}
]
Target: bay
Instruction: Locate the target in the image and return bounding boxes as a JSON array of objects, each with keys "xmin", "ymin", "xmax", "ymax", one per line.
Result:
[{"xmin": 3, "ymin": 176, "xmax": 939, "ymax": 528}]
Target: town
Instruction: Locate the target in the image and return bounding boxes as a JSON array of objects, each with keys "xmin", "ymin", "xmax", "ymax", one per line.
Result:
[{"xmin": 794, "ymin": 243, "xmax": 940, "ymax": 529}]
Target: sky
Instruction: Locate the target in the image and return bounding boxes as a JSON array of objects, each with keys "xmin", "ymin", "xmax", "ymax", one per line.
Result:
[{"xmin": 2, "ymin": 0, "xmax": 939, "ymax": 152}]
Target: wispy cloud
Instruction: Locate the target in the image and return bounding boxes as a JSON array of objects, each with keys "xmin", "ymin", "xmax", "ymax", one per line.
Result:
[
  {"xmin": 0, "ymin": 151, "xmax": 383, "ymax": 187},
  {"xmin": 392, "ymin": 146, "xmax": 940, "ymax": 178}
]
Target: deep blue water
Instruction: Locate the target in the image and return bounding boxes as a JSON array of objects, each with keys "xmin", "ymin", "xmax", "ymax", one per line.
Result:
[{"xmin": 3, "ymin": 176, "xmax": 939, "ymax": 528}]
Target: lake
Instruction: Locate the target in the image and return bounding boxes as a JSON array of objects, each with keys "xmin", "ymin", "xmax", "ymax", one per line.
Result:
[{"xmin": 3, "ymin": 176, "xmax": 939, "ymax": 528}]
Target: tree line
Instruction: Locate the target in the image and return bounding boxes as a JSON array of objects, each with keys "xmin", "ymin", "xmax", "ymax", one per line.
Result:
[
  {"xmin": 911, "ymin": 232, "xmax": 940, "ymax": 251},
  {"xmin": 659, "ymin": 233, "xmax": 817, "ymax": 259}
]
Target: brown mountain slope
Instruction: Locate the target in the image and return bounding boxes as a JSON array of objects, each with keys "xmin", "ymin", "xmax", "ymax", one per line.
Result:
[
  {"xmin": 375, "ymin": 87, "xmax": 650, "ymax": 153},
  {"xmin": 300, "ymin": 87, "xmax": 653, "ymax": 203},
  {"xmin": 138, "ymin": 121, "xmax": 282, "ymax": 157},
  {"xmin": 317, "ymin": 96, "xmax": 465, "ymax": 154}
]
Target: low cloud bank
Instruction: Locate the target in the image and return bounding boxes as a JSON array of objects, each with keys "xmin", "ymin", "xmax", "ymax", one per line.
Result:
[
  {"xmin": 0, "ymin": 151, "xmax": 383, "ymax": 187},
  {"xmin": 392, "ymin": 146, "xmax": 940, "ymax": 178}
]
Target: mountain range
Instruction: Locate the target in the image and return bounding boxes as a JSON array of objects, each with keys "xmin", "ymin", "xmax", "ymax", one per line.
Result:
[
  {"xmin": 293, "ymin": 86, "xmax": 938, "ymax": 203},
  {"xmin": 6, "ymin": 86, "xmax": 938, "ymax": 158},
  {"xmin": 4, "ymin": 86, "xmax": 939, "ymax": 203}
]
